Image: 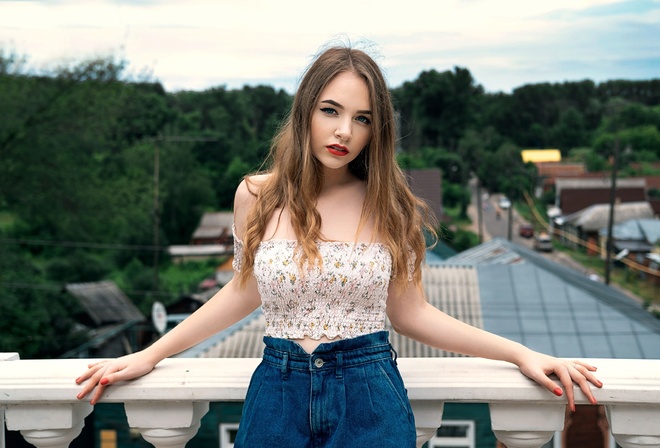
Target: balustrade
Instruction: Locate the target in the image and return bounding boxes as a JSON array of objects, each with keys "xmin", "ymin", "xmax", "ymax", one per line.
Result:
[{"xmin": 2, "ymin": 355, "xmax": 659, "ymax": 448}]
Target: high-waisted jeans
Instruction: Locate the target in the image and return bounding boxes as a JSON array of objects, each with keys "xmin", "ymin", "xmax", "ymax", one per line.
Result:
[{"xmin": 234, "ymin": 331, "xmax": 417, "ymax": 447}]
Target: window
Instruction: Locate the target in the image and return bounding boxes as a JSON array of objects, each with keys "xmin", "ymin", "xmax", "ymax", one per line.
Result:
[
  {"xmin": 426, "ymin": 420, "xmax": 475, "ymax": 448},
  {"xmin": 219, "ymin": 423, "xmax": 240, "ymax": 448}
]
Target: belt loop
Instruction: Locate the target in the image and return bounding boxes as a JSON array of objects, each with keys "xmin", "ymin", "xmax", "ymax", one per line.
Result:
[
  {"xmin": 281, "ymin": 352, "xmax": 289, "ymax": 380},
  {"xmin": 336, "ymin": 352, "xmax": 343, "ymax": 379},
  {"xmin": 390, "ymin": 345, "xmax": 398, "ymax": 364}
]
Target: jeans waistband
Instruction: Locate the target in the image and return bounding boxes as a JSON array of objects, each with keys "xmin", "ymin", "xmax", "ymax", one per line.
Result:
[{"xmin": 262, "ymin": 331, "xmax": 395, "ymax": 377}]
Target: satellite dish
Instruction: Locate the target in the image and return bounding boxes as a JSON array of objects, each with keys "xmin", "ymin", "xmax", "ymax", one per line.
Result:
[{"xmin": 151, "ymin": 301, "xmax": 167, "ymax": 335}]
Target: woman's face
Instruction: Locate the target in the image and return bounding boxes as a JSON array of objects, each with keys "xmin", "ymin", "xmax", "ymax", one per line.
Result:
[{"xmin": 310, "ymin": 71, "xmax": 372, "ymax": 175}]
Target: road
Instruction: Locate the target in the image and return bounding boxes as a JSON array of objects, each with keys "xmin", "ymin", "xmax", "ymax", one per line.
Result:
[{"xmin": 466, "ymin": 177, "xmax": 598, "ymax": 277}]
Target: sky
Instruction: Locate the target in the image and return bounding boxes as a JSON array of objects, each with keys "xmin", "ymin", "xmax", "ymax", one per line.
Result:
[{"xmin": 1, "ymin": 0, "xmax": 659, "ymax": 94}]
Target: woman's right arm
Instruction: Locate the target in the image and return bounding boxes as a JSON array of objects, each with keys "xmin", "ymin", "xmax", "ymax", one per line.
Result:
[{"xmin": 76, "ymin": 179, "xmax": 262, "ymax": 404}]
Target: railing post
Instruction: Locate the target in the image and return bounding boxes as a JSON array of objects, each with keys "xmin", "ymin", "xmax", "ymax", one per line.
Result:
[
  {"xmin": 125, "ymin": 401, "xmax": 209, "ymax": 448},
  {"xmin": 0, "ymin": 353, "xmax": 20, "ymax": 448},
  {"xmin": 5, "ymin": 402, "xmax": 93, "ymax": 448},
  {"xmin": 490, "ymin": 402, "xmax": 566, "ymax": 448},
  {"xmin": 606, "ymin": 404, "xmax": 660, "ymax": 448},
  {"xmin": 409, "ymin": 399, "xmax": 445, "ymax": 448}
]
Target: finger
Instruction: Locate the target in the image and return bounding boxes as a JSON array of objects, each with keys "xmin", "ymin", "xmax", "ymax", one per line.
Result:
[
  {"xmin": 574, "ymin": 360, "xmax": 598, "ymax": 372},
  {"xmin": 569, "ymin": 365, "xmax": 599, "ymax": 405},
  {"xmin": 554, "ymin": 368, "xmax": 576, "ymax": 412},
  {"xmin": 90, "ymin": 382, "xmax": 107, "ymax": 405},
  {"xmin": 572, "ymin": 363, "xmax": 603, "ymax": 388}
]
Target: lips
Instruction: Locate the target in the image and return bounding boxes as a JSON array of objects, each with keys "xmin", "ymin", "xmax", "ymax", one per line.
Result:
[{"xmin": 327, "ymin": 144, "xmax": 349, "ymax": 156}]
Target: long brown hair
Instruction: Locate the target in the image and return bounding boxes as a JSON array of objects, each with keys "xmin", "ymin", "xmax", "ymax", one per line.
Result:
[{"xmin": 237, "ymin": 45, "xmax": 437, "ymax": 290}]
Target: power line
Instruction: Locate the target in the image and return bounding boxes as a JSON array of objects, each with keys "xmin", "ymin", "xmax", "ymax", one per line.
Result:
[
  {"xmin": 0, "ymin": 236, "xmax": 167, "ymax": 252},
  {"xmin": 0, "ymin": 281, "xmax": 178, "ymax": 298}
]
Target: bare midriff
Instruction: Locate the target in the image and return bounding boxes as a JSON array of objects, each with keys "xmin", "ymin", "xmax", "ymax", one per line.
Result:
[{"xmin": 293, "ymin": 335, "xmax": 342, "ymax": 354}]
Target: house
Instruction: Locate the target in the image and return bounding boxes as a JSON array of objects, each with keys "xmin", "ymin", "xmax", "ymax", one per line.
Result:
[
  {"xmin": 535, "ymin": 162, "xmax": 586, "ymax": 193},
  {"xmin": 598, "ymin": 218, "xmax": 660, "ymax": 285},
  {"xmin": 61, "ymin": 281, "xmax": 145, "ymax": 359},
  {"xmin": 554, "ymin": 177, "xmax": 647, "ymax": 216},
  {"xmin": 557, "ymin": 201, "xmax": 654, "ymax": 255},
  {"xmin": 405, "ymin": 168, "xmax": 444, "ymax": 222},
  {"xmin": 191, "ymin": 211, "xmax": 234, "ymax": 245},
  {"xmin": 85, "ymin": 242, "xmax": 660, "ymax": 447},
  {"xmin": 167, "ymin": 211, "xmax": 234, "ymax": 263}
]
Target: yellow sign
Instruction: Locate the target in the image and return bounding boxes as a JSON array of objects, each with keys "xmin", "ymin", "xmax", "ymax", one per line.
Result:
[{"xmin": 521, "ymin": 149, "xmax": 561, "ymax": 163}]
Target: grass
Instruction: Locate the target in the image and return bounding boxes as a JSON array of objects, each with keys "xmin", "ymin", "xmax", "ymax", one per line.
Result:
[{"xmin": 554, "ymin": 241, "xmax": 660, "ymax": 312}]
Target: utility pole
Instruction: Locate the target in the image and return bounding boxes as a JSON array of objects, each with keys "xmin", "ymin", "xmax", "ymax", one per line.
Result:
[
  {"xmin": 148, "ymin": 135, "xmax": 219, "ymax": 292},
  {"xmin": 152, "ymin": 140, "xmax": 160, "ymax": 291},
  {"xmin": 604, "ymin": 138, "xmax": 620, "ymax": 285},
  {"xmin": 475, "ymin": 177, "xmax": 483, "ymax": 243}
]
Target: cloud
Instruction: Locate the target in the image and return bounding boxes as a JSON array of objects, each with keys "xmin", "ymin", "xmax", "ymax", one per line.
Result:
[{"xmin": 0, "ymin": 0, "xmax": 657, "ymax": 93}]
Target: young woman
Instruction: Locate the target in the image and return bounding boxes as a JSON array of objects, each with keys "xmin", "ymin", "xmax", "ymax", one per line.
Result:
[{"xmin": 76, "ymin": 46, "xmax": 602, "ymax": 447}]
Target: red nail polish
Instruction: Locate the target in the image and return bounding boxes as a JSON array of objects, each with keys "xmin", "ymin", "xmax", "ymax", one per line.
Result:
[
  {"xmin": 553, "ymin": 387, "xmax": 563, "ymax": 396},
  {"xmin": 100, "ymin": 378, "xmax": 109, "ymax": 385}
]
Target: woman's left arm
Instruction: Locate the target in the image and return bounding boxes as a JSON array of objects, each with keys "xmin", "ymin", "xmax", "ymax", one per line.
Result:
[{"xmin": 386, "ymin": 281, "xmax": 603, "ymax": 411}]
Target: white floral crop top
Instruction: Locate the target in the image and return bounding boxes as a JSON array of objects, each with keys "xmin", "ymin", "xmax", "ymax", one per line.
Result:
[{"xmin": 232, "ymin": 228, "xmax": 393, "ymax": 340}]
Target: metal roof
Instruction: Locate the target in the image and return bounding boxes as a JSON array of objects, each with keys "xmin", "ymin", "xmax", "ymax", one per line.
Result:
[
  {"xmin": 174, "ymin": 239, "xmax": 660, "ymax": 360},
  {"xmin": 191, "ymin": 211, "xmax": 234, "ymax": 240},
  {"xmin": 176, "ymin": 265, "xmax": 483, "ymax": 359},
  {"xmin": 563, "ymin": 201, "xmax": 654, "ymax": 232},
  {"xmin": 66, "ymin": 281, "xmax": 144, "ymax": 326},
  {"xmin": 598, "ymin": 218, "xmax": 660, "ymax": 245},
  {"xmin": 463, "ymin": 239, "xmax": 660, "ymax": 359}
]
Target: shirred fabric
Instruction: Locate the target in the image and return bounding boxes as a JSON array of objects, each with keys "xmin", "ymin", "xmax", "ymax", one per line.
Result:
[{"xmin": 232, "ymin": 227, "xmax": 392, "ymax": 340}]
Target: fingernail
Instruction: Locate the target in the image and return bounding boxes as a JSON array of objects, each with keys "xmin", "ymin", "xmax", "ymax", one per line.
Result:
[
  {"xmin": 553, "ymin": 387, "xmax": 563, "ymax": 396},
  {"xmin": 571, "ymin": 405, "xmax": 576, "ymax": 413},
  {"xmin": 100, "ymin": 378, "xmax": 109, "ymax": 385}
]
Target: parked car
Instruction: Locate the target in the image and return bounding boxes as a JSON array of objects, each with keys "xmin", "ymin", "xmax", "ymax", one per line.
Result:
[
  {"xmin": 498, "ymin": 196, "xmax": 511, "ymax": 210},
  {"xmin": 534, "ymin": 232, "xmax": 553, "ymax": 252},
  {"xmin": 518, "ymin": 224, "xmax": 534, "ymax": 238}
]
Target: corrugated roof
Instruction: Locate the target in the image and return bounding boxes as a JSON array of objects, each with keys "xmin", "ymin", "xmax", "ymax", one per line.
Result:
[
  {"xmin": 476, "ymin": 248, "xmax": 660, "ymax": 359},
  {"xmin": 173, "ymin": 239, "xmax": 660, "ymax": 360},
  {"xmin": 176, "ymin": 265, "xmax": 483, "ymax": 359},
  {"xmin": 443, "ymin": 238, "xmax": 525, "ymax": 265},
  {"xmin": 598, "ymin": 218, "xmax": 660, "ymax": 244},
  {"xmin": 555, "ymin": 177, "xmax": 646, "ymax": 192},
  {"xmin": 192, "ymin": 211, "xmax": 234, "ymax": 240},
  {"xmin": 66, "ymin": 281, "xmax": 144, "ymax": 326},
  {"xmin": 563, "ymin": 201, "xmax": 654, "ymax": 231}
]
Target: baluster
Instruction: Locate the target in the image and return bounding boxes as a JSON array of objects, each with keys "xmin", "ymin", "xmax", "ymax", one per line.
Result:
[
  {"xmin": 125, "ymin": 401, "xmax": 209, "ymax": 448},
  {"xmin": 410, "ymin": 399, "xmax": 445, "ymax": 448},
  {"xmin": 5, "ymin": 403, "xmax": 92, "ymax": 448},
  {"xmin": 490, "ymin": 402, "xmax": 566, "ymax": 448},
  {"xmin": 606, "ymin": 404, "xmax": 660, "ymax": 448}
]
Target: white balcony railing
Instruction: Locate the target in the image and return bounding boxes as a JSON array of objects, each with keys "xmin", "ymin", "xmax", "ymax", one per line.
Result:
[{"xmin": 2, "ymin": 353, "xmax": 660, "ymax": 448}]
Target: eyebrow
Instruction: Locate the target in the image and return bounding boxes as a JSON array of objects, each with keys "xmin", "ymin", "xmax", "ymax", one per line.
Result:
[{"xmin": 320, "ymin": 99, "xmax": 372, "ymax": 115}]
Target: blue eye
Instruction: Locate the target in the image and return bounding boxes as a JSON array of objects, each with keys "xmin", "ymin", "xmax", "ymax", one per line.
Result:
[
  {"xmin": 320, "ymin": 107, "xmax": 337, "ymax": 115},
  {"xmin": 356, "ymin": 116, "xmax": 371, "ymax": 125}
]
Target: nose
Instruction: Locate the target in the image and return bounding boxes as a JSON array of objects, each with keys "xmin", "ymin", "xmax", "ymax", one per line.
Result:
[{"xmin": 334, "ymin": 118, "xmax": 352, "ymax": 141}]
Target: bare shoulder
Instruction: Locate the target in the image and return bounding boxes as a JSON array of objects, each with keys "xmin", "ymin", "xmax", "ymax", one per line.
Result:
[
  {"xmin": 233, "ymin": 174, "xmax": 271, "ymax": 236},
  {"xmin": 235, "ymin": 174, "xmax": 270, "ymax": 206}
]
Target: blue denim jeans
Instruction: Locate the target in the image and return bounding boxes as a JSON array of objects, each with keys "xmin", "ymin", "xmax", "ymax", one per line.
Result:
[{"xmin": 234, "ymin": 331, "xmax": 416, "ymax": 447}]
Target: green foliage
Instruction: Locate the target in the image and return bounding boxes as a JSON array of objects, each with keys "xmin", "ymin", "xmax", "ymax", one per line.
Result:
[
  {"xmin": 2, "ymin": 49, "xmax": 660, "ymax": 356},
  {"xmin": 439, "ymin": 226, "xmax": 480, "ymax": 252},
  {"xmin": 443, "ymin": 182, "xmax": 471, "ymax": 218},
  {"xmin": 159, "ymin": 258, "xmax": 225, "ymax": 298},
  {"xmin": 0, "ymin": 244, "xmax": 87, "ymax": 358}
]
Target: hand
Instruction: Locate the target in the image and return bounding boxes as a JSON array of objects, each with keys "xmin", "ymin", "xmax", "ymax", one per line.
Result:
[
  {"xmin": 516, "ymin": 351, "xmax": 603, "ymax": 412},
  {"xmin": 75, "ymin": 351, "xmax": 158, "ymax": 405}
]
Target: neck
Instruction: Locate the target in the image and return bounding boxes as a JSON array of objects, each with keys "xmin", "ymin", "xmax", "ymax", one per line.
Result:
[{"xmin": 321, "ymin": 167, "xmax": 355, "ymax": 190}]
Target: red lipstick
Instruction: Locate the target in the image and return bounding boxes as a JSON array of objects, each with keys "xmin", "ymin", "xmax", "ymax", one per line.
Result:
[{"xmin": 327, "ymin": 144, "xmax": 349, "ymax": 156}]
